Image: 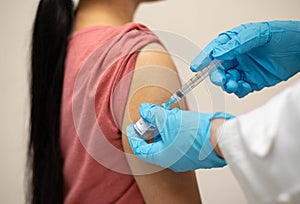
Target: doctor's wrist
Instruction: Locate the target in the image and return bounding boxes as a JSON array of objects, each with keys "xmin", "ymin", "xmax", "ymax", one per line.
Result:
[{"xmin": 210, "ymin": 118, "xmax": 227, "ymax": 158}]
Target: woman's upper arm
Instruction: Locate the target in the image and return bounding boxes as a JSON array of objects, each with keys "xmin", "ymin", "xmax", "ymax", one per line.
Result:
[{"xmin": 122, "ymin": 43, "xmax": 201, "ymax": 204}]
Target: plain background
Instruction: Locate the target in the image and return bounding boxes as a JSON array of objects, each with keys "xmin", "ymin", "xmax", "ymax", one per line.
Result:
[{"xmin": 0, "ymin": 0, "xmax": 299, "ymax": 203}]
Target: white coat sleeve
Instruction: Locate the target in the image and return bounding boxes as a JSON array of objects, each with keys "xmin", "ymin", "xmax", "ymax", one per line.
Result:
[{"xmin": 217, "ymin": 79, "xmax": 300, "ymax": 204}]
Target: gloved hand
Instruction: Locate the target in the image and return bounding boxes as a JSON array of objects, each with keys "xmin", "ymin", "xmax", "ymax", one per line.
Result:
[
  {"xmin": 191, "ymin": 20, "xmax": 300, "ymax": 98},
  {"xmin": 126, "ymin": 103, "xmax": 235, "ymax": 172}
]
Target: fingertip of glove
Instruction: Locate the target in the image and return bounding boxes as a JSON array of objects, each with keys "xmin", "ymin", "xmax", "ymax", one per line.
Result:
[
  {"xmin": 190, "ymin": 54, "xmax": 212, "ymax": 72},
  {"xmin": 227, "ymin": 69, "xmax": 241, "ymax": 81},
  {"xmin": 126, "ymin": 125, "xmax": 147, "ymax": 154},
  {"xmin": 126, "ymin": 125, "xmax": 147, "ymax": 142},
  {"xmin": 212, "ymin": 43, "xmax": 237, "ymax": 61},
  {"xmin": 126, "ymin": 124, "xmax": 138, "ymax": 138},
  {"xmin": 140, "ymin": 103, "xmax": 157, "ymax": 121},
  {"xmin": 140, "ymin": 103, "xmax": 153, "ymax": 110},
  {"xmin": 224, "ymin": 79, "xmax": 238, "ymax": 93},
  {"xmin": 235, "ymin": 81, "xmax": 252, "ymax": 98},
  {"xmin": 210, "ymin": 68, "xmax": 226, "ymax": 86}
]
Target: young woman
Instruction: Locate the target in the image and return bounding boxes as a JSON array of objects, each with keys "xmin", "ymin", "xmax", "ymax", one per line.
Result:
[{"xmin": 29, "ymin": 0, "xmax": 201, "ymax": 203}]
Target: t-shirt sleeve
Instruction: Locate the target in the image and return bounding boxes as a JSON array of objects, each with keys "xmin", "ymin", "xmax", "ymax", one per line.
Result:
[{"xmin": 107, "ymin": 27, "xmax": 163, "ymax": 130}]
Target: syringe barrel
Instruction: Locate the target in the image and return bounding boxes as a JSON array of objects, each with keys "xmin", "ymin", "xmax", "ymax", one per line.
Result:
[
  {"xmin": 180, "ymin": 61, "xmax": 216, "ymax": 96},
  {"xmin": 167, "ymin": 60, "xmax": 222, "ymax": 107}
]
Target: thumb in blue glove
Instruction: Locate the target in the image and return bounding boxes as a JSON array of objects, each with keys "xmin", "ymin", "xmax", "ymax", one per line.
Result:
[
  {"xmin": 191, "ymin": 20, "xmax": 300, "ymax": 98},
  {"xmin": 126, "ymin": 103, "xmax": 235, "ymax": 172}
]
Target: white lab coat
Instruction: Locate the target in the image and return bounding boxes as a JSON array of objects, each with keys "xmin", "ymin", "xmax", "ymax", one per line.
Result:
[{"xmin": 218, "ymin": 79, "xmax": 300, "ymax": 204}]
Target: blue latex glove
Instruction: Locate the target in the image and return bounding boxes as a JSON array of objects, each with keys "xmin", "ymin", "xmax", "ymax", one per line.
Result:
[
  {"xmin": 191, "ymin": 20, "xmax": 300, "ymax": 98},
  {"xmin": 126, "ymin": 103, "xmax": 235, "ymax": 172}
]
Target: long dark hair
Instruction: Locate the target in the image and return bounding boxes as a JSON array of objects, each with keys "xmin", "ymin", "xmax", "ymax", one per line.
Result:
[{"xmin": 28, "ymin": 0, "xmax": 74, "ymax": 203}]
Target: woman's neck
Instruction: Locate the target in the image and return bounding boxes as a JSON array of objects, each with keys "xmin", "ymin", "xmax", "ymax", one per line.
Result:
[{"xmin": 73, "ymin": 0, "xmax": 139, "ymax": 32}]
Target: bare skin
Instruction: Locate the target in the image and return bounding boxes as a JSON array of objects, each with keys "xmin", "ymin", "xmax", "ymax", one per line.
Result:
[{"xmin": 210, "ymin": 119, "xmax": 227, "ymax": 158}]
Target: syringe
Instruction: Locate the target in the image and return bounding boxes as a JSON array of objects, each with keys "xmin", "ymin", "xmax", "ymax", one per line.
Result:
[
  {"xmin": 133, "ymin": 60, "xmax": 222, "ymax": 139},
  {"xmin": 162, "ymin": 60, "xmax": 221, "ymax": 109}
]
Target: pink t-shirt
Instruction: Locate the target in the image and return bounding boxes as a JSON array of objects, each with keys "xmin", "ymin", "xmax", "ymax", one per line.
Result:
[{"xmin": 61, "ymin": 23, "xmax": 161, "ymax": 203}]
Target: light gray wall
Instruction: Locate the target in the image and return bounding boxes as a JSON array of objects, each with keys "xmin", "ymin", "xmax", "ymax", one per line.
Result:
[
  {"xmin": 0, "ymin": 0, "xmax": 299, "ymax": 203},
  {"xmin": 0, "ymin": 0, "xmax": 37, "ymax": 203}
]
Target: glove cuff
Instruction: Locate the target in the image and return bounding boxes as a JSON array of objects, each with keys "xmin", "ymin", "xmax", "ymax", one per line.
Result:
[
  {"xmin": 206, "ymin": 140, "xmax": 227, "ymax": 168},
  {"xmin": 197, "ymin": 112, "xmax": 235, "ymax": 168},
  {"xmin": 211, "ymin": 112, "xmax": 236, "ymax": 121}
]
